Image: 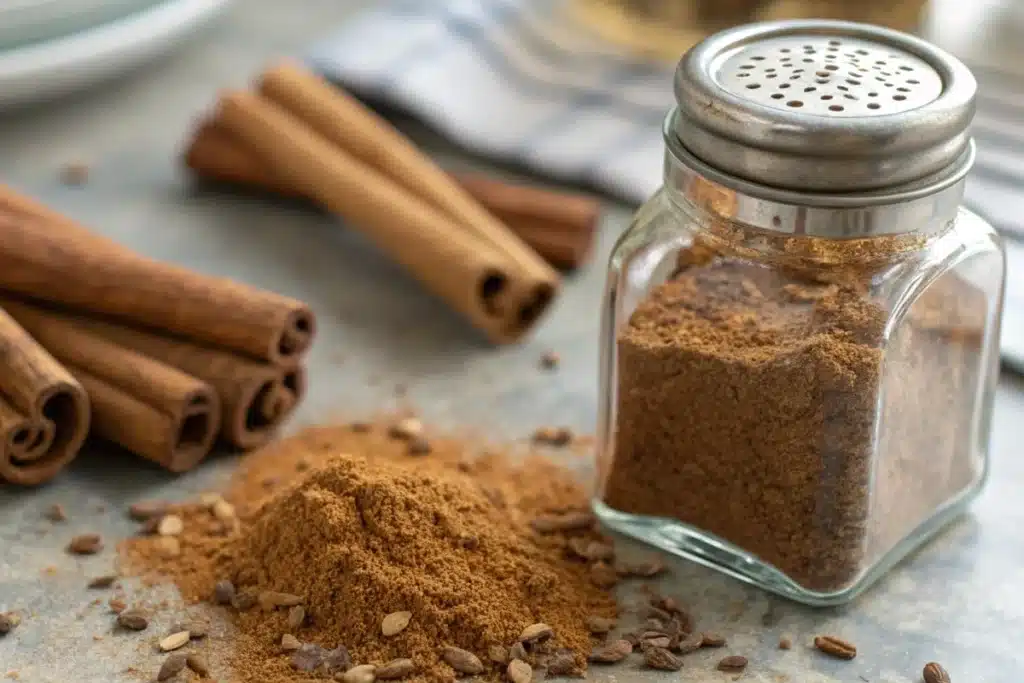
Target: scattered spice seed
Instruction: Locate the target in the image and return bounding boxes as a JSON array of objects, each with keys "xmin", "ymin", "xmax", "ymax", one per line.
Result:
[
  {"xmin": 45, "ymin": 504, "xmax": 67, "ymax": 522},
  {"xmin": 717, "ymin": 655, "xmax": 748, "ymax": 672},
  {"xmin": 213, "ymin": 580, "xmax": 235, "ymax": 605},
  {"xmin": 342, "ymin": 664, "xmax": 377, "ymax": 683},
  {"xmin": 779, "ymin": 636, "xmax": 792, "ymax": 650},
  {"xmin": 281, "ymin": 634, "xmax": 302, "ymax": 652},
  {"xmin": 0, "ymin": 614, "xmax": 15, "ymax": 635},
  {"xmin": 211, "ymin": 499, "xmax": 236, "ymax": 522},
  {"xmin": 506, "ymin": 659, "xmax": 532, "ymax": 683},
  {"xmin": 286, "ymin": 605, "xmax": 306, "ymax": 630},
  {"xmin": 108, "ymin": 598, "xmax": 127, "ymax": 614},
  {"xmin": 67, "ymin": 534, "xmax": 103, "ymax": 555},
  {"xmin": 381, "ymin": 611, "xmax": 412, "ymax": 636},
  {"xmin": 701, "ymin": 632, "xmax": 727, "ymax": 648},
  {"xmin": 157, "ymin": 654, "xmax": 187, "ymax": 681},
  {"xmin": 644, "ymin": 646, "xmax": 683, "ymax": 671},
  {"xmin": 159, "ymin": 631, "xmax": 191, "ymax": 652},
  {"xmin": 531, "ymin": 426, "xmax": 573, "ymax": 447},
  {"xmin": 60, "ymin": 162, "xmax": 89, "ymax": 186},
  {"xmin": 519, "ymin": 623, "xmax": 553, "ymax": 644},
  {"xmin": 290, "ymin": 643, "xmax": 325, "ymax": 671},
  {"xmin": 489, "ymin": 645, "xmax": 509, "ymax": 665},
  {"xmin": 349, "ymin": 421, "xmax": 372, "ymax": 433},
  {"xmin": 155, "ymin": 536, "xmax": 181, "ymax": 559},
  {"xmin": 116, "ymin": 609, "xmax": 148, "ymax": 631},
  {"xmin": 442, "ymin": 646, "xmax": 485, "ymax": 675},
  {"xmin": 129, "ymin": 500, "xmax": 167, "ymax": 521},
  {"xmin": 923, "ymin": 662, "xmax": 951, "ymax": 683},
  {"xmin": 157, "ymin": 515, "xmax": 184, "ymax": 537},
  {"xmin": 376, "ymin": 658, "xmax": 416, "ymax": 680},
  {"xmin": 87, "ymin": 575, "xmax": 118, "ymax": 589},
  {"xmin": 585, "ymin": 615, "xmax": 616, "ymax": 635},
  {"xmin": 530, "ymin": 511, "xmax": 595, "ymax": 534},
  {"xmin": 540, "ymin": 351, "xmax": 560, "ymax": 370},
  {"xmin": 589, "ymin": 639, "xmax": 633, "ymax": 664},
  {"xmin": 615, "ymin": 559, "xmax": 666, "ymax": 578},
  {"xmin": 672, "ymin": 632, "xmax": 704, "ymax": 655},
  {"xmin": 589, "ymin": 562, "xmax": 618, "ymax": 589},
  {"xmin": 814, "ymin": 635, "xmax": 857, "ymax": 660},
  {"xmin": 186, "ymin": 654, "xmax": 210, "ymax": 677},
  {"xmin": 387, "ymin": 418, "xmax": 423, "ymax": 440},
  {"xmin": 407, "ymin": 436, "xmax": 432, "ymax": 456},
  {"xmin": 257, "ymin": 591, "xmax": 303, "ymax": 611}
]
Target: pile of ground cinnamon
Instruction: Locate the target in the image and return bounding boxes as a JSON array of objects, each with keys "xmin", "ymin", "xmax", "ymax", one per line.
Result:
[{"xmin": 122, "ymin": 422, "xmax": 617, "ymax": 682}]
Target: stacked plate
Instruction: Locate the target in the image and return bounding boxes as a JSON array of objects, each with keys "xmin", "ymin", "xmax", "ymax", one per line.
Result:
[{"xmin": 0, "ymin": 0, "xmax": 232, "ymax": 110}]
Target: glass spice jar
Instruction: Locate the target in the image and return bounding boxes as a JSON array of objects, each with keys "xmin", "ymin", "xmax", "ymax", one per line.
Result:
[{"xmin": 595, "ymin": 20, "xmax": 1005, "ymax": 605}]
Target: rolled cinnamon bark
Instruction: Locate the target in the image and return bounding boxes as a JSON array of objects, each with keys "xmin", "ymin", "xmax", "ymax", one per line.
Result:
[
  {"xmin": 183, "ymin": 122, "xmax": 598, "ymax": 269},
  {"xmin": 0, "ymin": 298, "xmax": 221, "ymax": 472},
  {"xmin": 216, "ymin": 90, "xmax": 550, "ymax": 343},
  {"xmin": 0, "ymin": 306, "xmax": 89, "ymax": 486},
  {"xmin": 257, "ymin": 62, "xmax": 560, "ymax": 290},
  {"xmin": 0, "ymin": 195, "xmax": 315, "ymax": 365},
  {"xmin": 52, "ymin": 313, "xmax": 305, "ymax": 451}
]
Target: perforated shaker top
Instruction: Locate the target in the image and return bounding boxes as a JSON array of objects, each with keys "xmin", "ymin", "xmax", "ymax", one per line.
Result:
[{"xmin": 673, "ymin": 20, "xmax": 977, "ymax": 193}]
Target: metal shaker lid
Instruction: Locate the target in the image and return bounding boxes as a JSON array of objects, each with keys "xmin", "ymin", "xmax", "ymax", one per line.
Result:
[{"xmin": 673, "ymin": 20, "xmax": 977, "ymax": 193}]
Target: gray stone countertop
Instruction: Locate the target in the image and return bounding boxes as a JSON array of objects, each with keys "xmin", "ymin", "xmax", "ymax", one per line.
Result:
[{"xmin": 0, "ymin": 2, "xmax": 1021, "ymax": 682}]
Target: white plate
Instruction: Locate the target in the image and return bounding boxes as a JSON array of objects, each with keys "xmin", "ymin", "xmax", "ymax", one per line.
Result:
[
  {"xmin": 0, "ymin": 0, "xmax": 232, "ymax": 110},
  {"xmin": 0, "ymin": 0, "xmax": 163, "ymax": 51}
]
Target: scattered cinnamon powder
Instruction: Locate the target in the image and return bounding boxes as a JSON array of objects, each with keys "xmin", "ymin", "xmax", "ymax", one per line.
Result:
[{"xmin": 122, "ymin": 422, "xmax": 616, "ymax": 682}]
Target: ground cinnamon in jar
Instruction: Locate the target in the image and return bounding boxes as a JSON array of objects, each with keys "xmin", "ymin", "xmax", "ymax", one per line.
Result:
[
  {"xmin": 602, "ymin": 242, "xmax": 986, "ymax": 593},
  {"xmin": 123, "ymin": 423, "xmax": 617, "ymax": 682}
]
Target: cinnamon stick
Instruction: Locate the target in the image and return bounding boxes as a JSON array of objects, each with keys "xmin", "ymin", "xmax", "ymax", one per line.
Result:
[
  {"xmin": 0, "ymin": 298, "xmax": 221, "ymax": 472},
  {"xmin": 0, "ymin": 306, "xmax": 89, "ymax": 486},
  {"xmin": 183, "ymin": 122, "xmax": 597, "ymax": 269},
  {"xmin": 216, "ymin": 90, "xmax": 551, "ymax": 343},
  {"xmin": 0, "ymin": 191, "xmax": 315, "ymax": 365},
  {"xmin": 257, "ymin": 62, "xmax": 559, "ymax": 286},
  {"xmin": 48, "ymin": 312, "xmax": 306, "ymax": 451}
]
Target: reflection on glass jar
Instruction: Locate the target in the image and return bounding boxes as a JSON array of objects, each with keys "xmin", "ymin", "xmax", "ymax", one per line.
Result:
[{"xmin": 595, "ymin": 20, "xmax": 1003, "ymax": 605}]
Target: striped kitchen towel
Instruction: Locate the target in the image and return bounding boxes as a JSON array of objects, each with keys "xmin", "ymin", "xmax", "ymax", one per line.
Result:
[{"xmin": 309, "ymin": 0, "xmax": 1024, "ymax": 368}]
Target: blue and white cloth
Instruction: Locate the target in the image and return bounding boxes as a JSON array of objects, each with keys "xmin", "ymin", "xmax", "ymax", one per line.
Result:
[{"xmin": 309, "ymin": 0, "xmax": 1024, "ymax": 368}]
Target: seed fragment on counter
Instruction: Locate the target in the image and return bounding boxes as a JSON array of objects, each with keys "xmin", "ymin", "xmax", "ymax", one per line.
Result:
[
  {"xmin": 0, "ymin": 613, "xmax": 16, "ymax": 635},
  {"xmin": 923, "ymin": 662, "xmax": 951, "ymax": 683},
  {"xmin": 211, "ymin": 499, "xmax": 236, "ymax": 522},
  {"xmin": 531, "ymin": 426, "xmax": 573, "ymax": 447},
  {"xmin": 643, "ymin": 646, "xmax": 683, "ymax": 671},
  {"xmin": 287, "ymin": 605, "xmax": 306, "ymax": 630},
  {"xmin": 717, "ymin": 655, "xmax": 748, "ymax": 672},
  {"xmin": 108, "ymin": 598, "xmax": 127, "ymax": 614},
  {"xmin": 185, "ymin": 654, "xmax": 210, "ymax": 677},
  {"xmin": 506, "ymin": 659, "xmax": 531, "ymax": 683},
  {"xmin": 778, "ymin": 636, "xmax": 792, "ymax": 650},
  {"xmin": 589, "ymin": 639, "xmax": 632, "ymax": 663},
  {"xmin": 87, "ymin": 575, "xmax": 118, "ymax": 589},
  {"xmin": 388, "ymin": 418, "xmax": 423, "ymax": 440},
  {"xmin": 116, "ymin": 609, "xmax": 149, "ymax": 631},
  {"xmin": 157, "ymin": 654, "xmax": 187, "ymax": 681},
  {"xmin": 701, "ymin": 632, "xmax": 726, "ymax": 648},
  {"xmin": 157, "ymin": 515, "xmax": 184, "ymax": 537},
  {"xmin": 45, "ymin": 504, "xmax": 67, "ymax": 522},
  {"xmin": 376, "ymin": 658, "xmax": 415, "ymax": 680},
  {"xmin": 281, "ymin": 634, "xmax": 302, "ymax": 652},
  {"xmin": 381, "ymin": 611, "xmax": 411, "ymax": 636},
  {"xmin": 814, "ymin": 635, "xmax": 857, "ymax": 660},
  {"xmin": 342, "ymin": 664, "xmax": 377, "ymax": 683},
  {"xmin": 159, "ymin": 631, "xmax": 191, "ymax": 652},
  {"xmin": 213, "ymin": 580, "xmax": 235, "ymax": 605},
  {"xmin": 67, "ymin": 533, "xmax": 103, "ymax": 555},
  {"xmin": 442, "ymin": 646, "xmax": 484, "ymax": 675},
  {"xmin": 129, "ymin": 500, "xmax": 168, "ymax": 521},
  {"xmin": 519, "ymin": 623, "xmax": 553, "ymax": 644}
]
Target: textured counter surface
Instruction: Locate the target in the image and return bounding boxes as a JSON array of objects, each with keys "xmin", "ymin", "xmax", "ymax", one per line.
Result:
[{"xmin": 1, "ymin": 2, "xmax": 1022, "ymax": 681}]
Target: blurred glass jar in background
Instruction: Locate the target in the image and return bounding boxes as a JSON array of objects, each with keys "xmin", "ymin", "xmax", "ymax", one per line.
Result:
[{"xmin": 568, "ymin": 0, "xmax": 930, "ymax": 62}]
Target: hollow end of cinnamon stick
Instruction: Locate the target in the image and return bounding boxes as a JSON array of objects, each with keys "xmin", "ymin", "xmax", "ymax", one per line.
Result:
[
  {"xmin": 0, "ymin": 383, "xmax": 89, "ymax": 486},
  {"xmin": 229, "ymin": 364, "xmax": 307, "ymax": 451}
]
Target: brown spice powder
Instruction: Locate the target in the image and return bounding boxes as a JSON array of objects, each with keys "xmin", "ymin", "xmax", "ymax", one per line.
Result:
[
  {"xmin": 122, "ymin": 423, "xmax": 616, "ymax": 682},
  {"xmin": 603, "ymin": 244, "xmax": 986, "ymax": 592}
]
